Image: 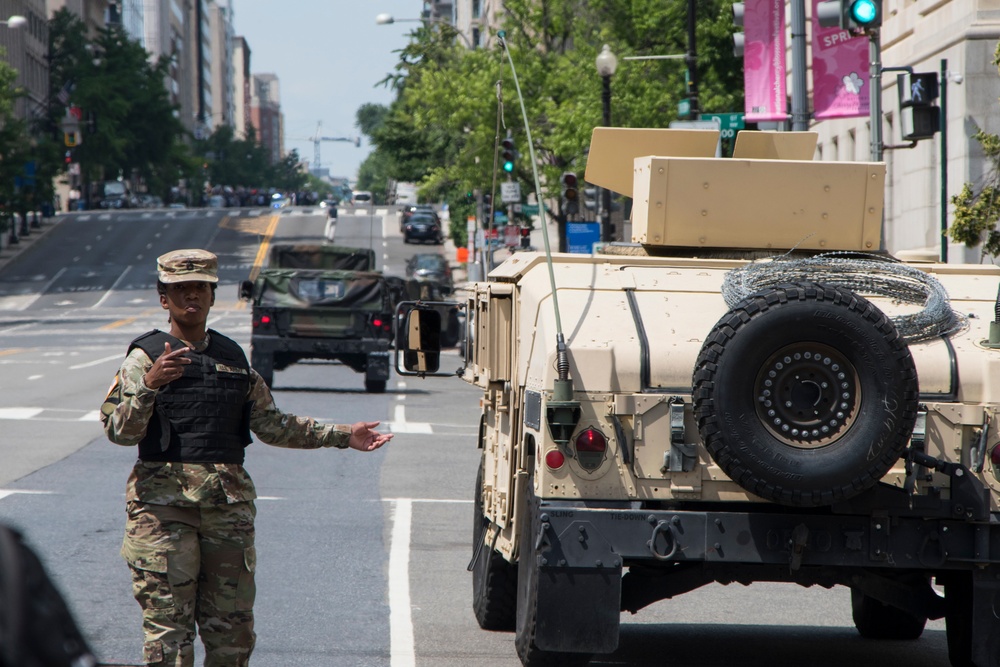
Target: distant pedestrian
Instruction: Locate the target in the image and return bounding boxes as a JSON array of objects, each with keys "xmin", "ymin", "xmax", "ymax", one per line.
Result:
[{"xmin": 100, "ymin": 248, "xmax": 392, "ymax": 667}]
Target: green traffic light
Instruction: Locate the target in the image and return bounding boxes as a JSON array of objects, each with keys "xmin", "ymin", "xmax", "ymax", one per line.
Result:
[
  {"xmin": 850, "ymin": 0, "xmax": 877, "ymax": 24},
  {"xmin": 503, "ymin": 161, "xmax": 514, "ymax": 173}
]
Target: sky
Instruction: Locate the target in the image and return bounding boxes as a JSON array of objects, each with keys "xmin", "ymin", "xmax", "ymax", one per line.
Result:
[{"xmin": 233, "ymin": 1, "xmax": 426, "ymax": 183}]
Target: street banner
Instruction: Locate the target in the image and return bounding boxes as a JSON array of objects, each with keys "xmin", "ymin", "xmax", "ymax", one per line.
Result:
[
  {"xmin": 811, "ymin": 0, "xmax": 869, "ymax": 119},
  {"xmin": 743, "ymin": 0, "xmax": 788, "ymax": 122}
]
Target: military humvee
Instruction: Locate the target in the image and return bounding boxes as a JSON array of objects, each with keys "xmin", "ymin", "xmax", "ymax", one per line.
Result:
[
  {"xmin": 241, "ymin": 243, "xmax": 392, "ymax": 392},
  {"xmin": 397, "ymin": 128, "xmax": 1000, "ymax": 667}
]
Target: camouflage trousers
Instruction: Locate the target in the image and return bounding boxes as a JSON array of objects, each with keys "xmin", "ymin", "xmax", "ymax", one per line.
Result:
[{"xmin": 122, "ymin": 500, "xmax": 257, "ymax": 667}]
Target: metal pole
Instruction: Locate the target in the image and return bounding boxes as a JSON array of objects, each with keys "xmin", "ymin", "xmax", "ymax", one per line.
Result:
[
  {"xmin": 601, "ymin": 74, "xmax": 613, "ymax": 243},
  {"xmin": 869, "ymin": 31, "xmax": 883, "ymax": 162},
  {"xmin": 940, "ymin": 58, "xmax": 948, "ymax": 263},
  {"xmin": 686, "ymin": 0, "xmax": 699, "ymax": 117},
  {"xmin": 790, "ymin": 0, "xmax": 809, "ymax": 131}
]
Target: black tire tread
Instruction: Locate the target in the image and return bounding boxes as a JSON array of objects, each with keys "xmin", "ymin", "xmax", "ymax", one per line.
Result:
[{"xmin": 693, "ymin": 282, "xmax": 918, "ymax": 507}]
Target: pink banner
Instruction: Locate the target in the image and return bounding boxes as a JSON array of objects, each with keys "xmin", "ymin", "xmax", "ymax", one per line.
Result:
[
  {"xmin": 743, "ymin": 0, "xmax": 788, "ymax": 122},
  {"xmin": 811, "ymin": 0, "xmax": 869, "ymax": 119}
]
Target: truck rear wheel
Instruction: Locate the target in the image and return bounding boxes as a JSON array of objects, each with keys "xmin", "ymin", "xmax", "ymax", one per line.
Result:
[
  {"xmin": 851, "ymin": 589, "xmax": 926, "ymax": 640},
  {"xmin": 471, "ymin": 460, "xmax": 517, "ymax": 631},
  {"xmin": 693, "ymin": 283, "xmax": 918, "ymax": 507},
  {"xmin": 364, "ymin": 378, "xmax": 387, "ymax": 393},
  {"xmin": 252, "ymin": 350, "xmax": 274, "ymax": 388}
]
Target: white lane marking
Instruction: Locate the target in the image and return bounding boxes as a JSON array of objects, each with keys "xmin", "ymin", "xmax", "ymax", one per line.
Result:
[
  {"xmin": 69, "ymin": 354, "xmax": 123, "ymax": 370},
  {"xmin": 0, "ymin": 490, "xmax": 56, "ymax": 501},
  {"xmin": 389, "ymin": 498, "xmax": 415, "ymax": 667},
  {"xmin": 79, "ymin": 410, "xmax": 102, "ymax": 421},
  {"xmin": 7, "ymin": 267, "xmax": 68, "ymax": 311},
  {"xmin": 388, "ymin": 422, "xmax": 433, "ymax": 434},
  {"xmin": 93, "ymin": 265, "xmax": 132, "ymax": 308},
  {"xmin": 27, "ymin": 375, "xmax": 42, "ymax": 380},
  {"xmin": 394, "ymin": 404, "xmax": 406, "ymax": 424},
  {"xmin": 0, "ymin": 408, "xmax": 43, "ymax": 420}
]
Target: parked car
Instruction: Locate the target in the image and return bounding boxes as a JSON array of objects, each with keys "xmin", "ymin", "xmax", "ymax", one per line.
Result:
[
  {"xmin": 403, "ymin": 213, "xmax": 444, "ymax": 244},
  {"xmin": 405, "ymin": 252, "xmax": 453, "ymax": 288},
  {"xmin": 352, "ymin": 191, "xmax": 373, "ymax": 205}
]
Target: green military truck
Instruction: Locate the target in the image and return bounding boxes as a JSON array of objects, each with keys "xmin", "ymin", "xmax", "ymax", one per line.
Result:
[{"xmin": 240, "ymin": 243, "xmax": 393, "ymax": 392}]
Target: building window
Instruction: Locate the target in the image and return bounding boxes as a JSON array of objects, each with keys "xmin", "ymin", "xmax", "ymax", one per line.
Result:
[{"xmin": 472, "ymin": 0, "xmax": 481, "ymax": 19}]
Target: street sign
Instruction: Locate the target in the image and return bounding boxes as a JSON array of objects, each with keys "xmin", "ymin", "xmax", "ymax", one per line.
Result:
[
  {"xmin": 678, "ymin": 98, "xmax": 691, "ymax": 116},
  {"xmin": 699, "ymin": 112, "xmax": 745, "ymax": 139},
  {"xmin": 500, "ymin": 181, "xmax": 521, "ymax": 203},
  {"xmin": 566, "ymin": 222, "xmax": 601, "ymax": 254}
]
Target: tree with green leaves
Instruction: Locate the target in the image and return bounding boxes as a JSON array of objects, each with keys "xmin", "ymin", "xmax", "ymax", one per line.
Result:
[
  {"xmin": 46, "ymin": 9, "xmax": 188, "ymax": 203},
  {"xmin": 359, "ymin": 0, "xmax": 743, "ymax": 249}
]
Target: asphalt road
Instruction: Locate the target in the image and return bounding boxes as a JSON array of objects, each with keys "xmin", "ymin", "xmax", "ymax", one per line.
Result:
[{"xmin": 0, "ymin": 205, "xmax": 953, "ymax": 667}]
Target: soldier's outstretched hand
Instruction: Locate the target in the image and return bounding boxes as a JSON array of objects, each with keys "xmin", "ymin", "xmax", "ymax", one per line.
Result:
[{"xmin": 348, "ymin": 421, "xmax": 393, "ymax": 451}]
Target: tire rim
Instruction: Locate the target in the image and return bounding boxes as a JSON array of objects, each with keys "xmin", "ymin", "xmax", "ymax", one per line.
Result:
[{"xmin": 753, "ymin": 342, "xmax": 860, "ymax": 449}]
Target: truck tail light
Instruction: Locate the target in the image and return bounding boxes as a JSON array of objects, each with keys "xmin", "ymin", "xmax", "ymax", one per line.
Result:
[
  {"xmin": 574, "ymin": 427, "xmax": 607, "ymax": 471},
  {"xmin": 990, "ymin": 443, "xmax": 1000, "ymax": 466},
  {"xmin": 545, "ymin": 449, "xmax": 565, "ymax": 470},
  {"xmin": 253, "ymin": 313, "xmax": 273, "ymax": 328}
]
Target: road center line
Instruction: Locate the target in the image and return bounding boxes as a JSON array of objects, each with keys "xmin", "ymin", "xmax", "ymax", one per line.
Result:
[{"xmin": 389, "ymin": 498, "xmax": 415, "ymax": 667}]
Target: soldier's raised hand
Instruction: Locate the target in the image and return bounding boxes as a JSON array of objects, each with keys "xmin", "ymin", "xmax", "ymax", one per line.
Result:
[{"xmin": 143, "ymin": 342, "xmax": 191, "ymax": 390}]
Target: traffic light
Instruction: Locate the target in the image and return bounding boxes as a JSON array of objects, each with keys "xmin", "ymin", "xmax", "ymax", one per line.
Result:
[
  {"xmin": 501, "ymin": 136, "xmax": 516, "ymax": 173},
  {"xmin": 561, "ymin": 172, "xmax": 579, "ymax": 216},
  {"xmin": 583, "ymin": 186, "xmax": 598, "ymax": 214},
  {"xmin": 816, "ymin": 0, "xmax": 882, "ymax": 33},
  {"xmin": 520, "ymin": 225, "xmax": 531, "ymax": 249},
  {"xmin": 898, "ymin": 72, "xmax": 940, "ymax": 141}
]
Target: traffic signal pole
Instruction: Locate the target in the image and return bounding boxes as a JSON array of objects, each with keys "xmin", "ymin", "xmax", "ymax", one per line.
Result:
[{"xmin": 870, "ymin": 29, "xmax": 883, "ymax": 162}]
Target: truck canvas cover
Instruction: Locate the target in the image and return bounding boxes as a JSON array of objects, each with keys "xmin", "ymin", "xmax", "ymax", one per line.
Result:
[
  {"xmin": 256, "ymin": 269, "xmax": 387, "ymax": 311},
  {"xmin": 267, "ymin": 243, "xmax": 376, "ymax": 271}
]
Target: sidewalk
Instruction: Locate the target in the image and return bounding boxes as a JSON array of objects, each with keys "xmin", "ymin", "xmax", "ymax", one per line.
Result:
[{"xmin": 0, "ymin": 214, "xmax": 63, "ymax": 275}]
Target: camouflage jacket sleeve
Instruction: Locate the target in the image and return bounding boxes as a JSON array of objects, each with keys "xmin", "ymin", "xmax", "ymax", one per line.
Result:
[
  {"xmin": 248, "ymin": 370, "xmax": 352, "ymax": 449},
  {"xmin": 102, "ymin": 348, "xmax": 157, "ymax": 446}
]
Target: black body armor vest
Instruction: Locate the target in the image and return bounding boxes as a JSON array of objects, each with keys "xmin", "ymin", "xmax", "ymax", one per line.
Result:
[{"xmin": 130, "ymin": 329, "xmax": 253, "ymax": 464}]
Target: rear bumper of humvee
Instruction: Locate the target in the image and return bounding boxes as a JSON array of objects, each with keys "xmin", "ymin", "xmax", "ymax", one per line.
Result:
[
  {"xmin": 525, "ymin": 487, "xmax": 1000, "ymax": 657},
  {"xmin": 251, "ymin": 334, "xmax": 390, "ymax": 379}
]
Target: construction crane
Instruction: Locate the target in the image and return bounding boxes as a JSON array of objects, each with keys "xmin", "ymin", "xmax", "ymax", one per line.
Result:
[{"xmin": 291, "ymin": 122, "xmax": 360, "ymax": 170}]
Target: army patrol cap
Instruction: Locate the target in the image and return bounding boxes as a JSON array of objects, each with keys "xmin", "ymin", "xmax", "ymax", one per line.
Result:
[{"xmin": 157, "ymin": 249, "xmax": 219, "ymax": 284}]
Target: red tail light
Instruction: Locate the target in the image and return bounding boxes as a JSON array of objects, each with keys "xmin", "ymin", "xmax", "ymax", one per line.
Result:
[
  {"xmin": 575, "ymin": 428, "xmax": 607, "ymax": 453},
  {"xmin": 990, "ymin": 443, "xmax": 1000, "ymax": 466},
  {"xmin": 260, "ymin": 315, "xmax": 271, "ymax": 324},
  {"xmin": 545, "ymin": 449, "xmax": 565, "ymax": 469},
  {"xmin": 372, "ymin": 317, "xmax": 383, "ymax": 327},
  {"xmin": 574, "ymin": 427, "xmax": 607, "ymax": 472}
]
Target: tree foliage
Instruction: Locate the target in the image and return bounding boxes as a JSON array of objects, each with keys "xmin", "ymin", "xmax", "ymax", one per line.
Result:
[{"xmin": 358, "ymin": 0, "xmax": 743, "ymax": 247}]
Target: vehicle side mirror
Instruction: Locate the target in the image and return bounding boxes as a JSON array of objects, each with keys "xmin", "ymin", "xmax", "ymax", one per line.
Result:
[
  {"xmin": 239, "ymin": 280, "xmax": 254, "ymax": 301},
  {"xmin": 402, "ymin": 308, "xmax": 441, "ymax": 373}
]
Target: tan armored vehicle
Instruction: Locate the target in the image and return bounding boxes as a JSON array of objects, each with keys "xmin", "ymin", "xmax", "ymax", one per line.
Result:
[{"xmin": 398, "ymin": 128, "xmax": 1000, "ymax": 667}]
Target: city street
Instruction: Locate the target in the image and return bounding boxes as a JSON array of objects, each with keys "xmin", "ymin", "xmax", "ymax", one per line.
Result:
[{"xmin": 0, "ymin": 206, "xmax": 952, "ymax": 667}]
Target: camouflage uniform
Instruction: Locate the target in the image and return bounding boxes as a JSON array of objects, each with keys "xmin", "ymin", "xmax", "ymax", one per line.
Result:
[{"xmin": 102, "ymin": 250, "xmax": 354, "ymax": 667}]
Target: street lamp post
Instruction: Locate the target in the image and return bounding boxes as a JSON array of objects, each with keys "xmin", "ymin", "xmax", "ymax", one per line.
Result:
[
  {"xmin": 595, "ymin": 44, "xmax": 617, "ymax": 243},
  {"xmin": 375, "ymin": 13, "xmax": 474, "ymax": 49}
]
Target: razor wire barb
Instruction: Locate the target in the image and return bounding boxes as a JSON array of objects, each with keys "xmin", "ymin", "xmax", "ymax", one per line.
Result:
[{"xmin": 722, "ymin": 252, "xmax": 967, "ymax": 344}]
